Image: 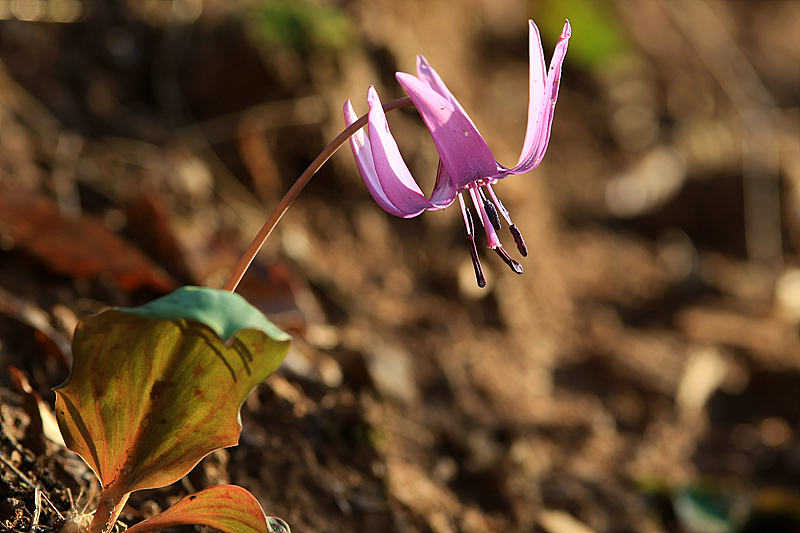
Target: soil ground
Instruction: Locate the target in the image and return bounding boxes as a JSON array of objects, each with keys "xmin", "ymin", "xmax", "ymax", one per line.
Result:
[{"xmin": 2, "ymin": 1, "xmax": 800, "ymax": 532}]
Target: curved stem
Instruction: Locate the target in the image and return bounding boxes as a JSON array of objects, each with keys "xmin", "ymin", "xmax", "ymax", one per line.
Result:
[{"xmin": 223, "ymin": 97, "xmax": 413, "ymax": 293}]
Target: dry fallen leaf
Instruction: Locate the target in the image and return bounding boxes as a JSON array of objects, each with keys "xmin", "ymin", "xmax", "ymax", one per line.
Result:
[{"xmin": 0, "ymin": 188, "xmax": 176, "ymax": 293}]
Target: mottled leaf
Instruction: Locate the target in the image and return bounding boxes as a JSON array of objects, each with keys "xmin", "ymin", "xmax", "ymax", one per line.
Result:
[
  {"xmin": 125, "ymin": 485, "xmax": 290, "ymax": 533},
  {"xmin": 54, "ymin": 287, "xmax": 291, "ymax": 495}
]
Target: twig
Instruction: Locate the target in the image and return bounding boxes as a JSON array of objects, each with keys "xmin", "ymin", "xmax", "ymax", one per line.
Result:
[
  {"xmin": 42, "ymin": 490, "xmax": 65, "ymax": 521},
  {"xmin": 33, "ymin": 486, "xmax": 42, "ymax": 529},
  {"xmin": 52, "ymin": 130, "xmax": 84, "ymax": 218},
  {"xmin": 0, "ymin": 453, "xmax": 34, "ymax": 487}
]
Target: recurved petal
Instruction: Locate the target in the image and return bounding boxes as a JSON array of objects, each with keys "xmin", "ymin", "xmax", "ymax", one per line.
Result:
[
  {"xmin": 515, "ymin": 19, "xmax": 547, "ymax": 168},
  {"xmin": 344, "ymin": 100, "xmax": 410, "ymax": 217},
  {"xmin": 511, "ymin": 19, "xmax": 571, "ymax": 174},
  {"xmin": 365, "ymin": 87, "xmax": 439, "ymax": 216},
  {"xmin": 396, "ymin": 72, "xmax": 497, "ymax": 190},
  {"xmin": 415, "ymin": 55, "xmax": 477, "ymax": 131}
]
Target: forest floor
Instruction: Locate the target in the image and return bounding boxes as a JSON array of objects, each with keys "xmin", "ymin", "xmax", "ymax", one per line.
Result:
[{"xmin": 2, "ymin": 1, "xmax": 800, "ymax": 532}]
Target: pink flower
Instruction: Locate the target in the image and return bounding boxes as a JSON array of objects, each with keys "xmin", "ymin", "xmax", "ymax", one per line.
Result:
[{"xmin": 344, "ymin": 20, "xmax": 571, "ymax": 287}]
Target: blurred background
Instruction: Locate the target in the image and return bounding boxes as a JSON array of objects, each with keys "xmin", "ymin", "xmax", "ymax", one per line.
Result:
[{"xmin": 1, "ymin": 0, "xmax": 800, "ymax": 532}]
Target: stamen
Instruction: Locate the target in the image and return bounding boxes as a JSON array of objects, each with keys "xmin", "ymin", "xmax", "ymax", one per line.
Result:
[
  {"xmin": 486, "ymin": 184, "xmax": 513, "ymax": 225},
  {"xmin": 486, "ymin": 184, "xmax": 527, "ymax": 256},
  {"xmin": 509, "ymin": 224, "xmax": 528, "ymax": 257},
  {"xmin": 458, "ymin": 192, "xmax": 474, "ymax": 237},
  {"xmin": 468, "ymin": 187, "xmax": 487, "ymax": 229},
  {"xmin": 483, "ymin": 201, "xmax": 501, "ymax": 231},
  {"xmin": 459, "ymin": 193, "xmax": 486, "ymax": 288},
  {"xmin": 479, "ymin": 189, "xmax": 502, "ymax": 231},
  {"xmin": 494, "ymin": 246, "xmax": 523, "ymax": 274},
  {"xmin": 468, "ymin": 232, "xmax": 487, "ymax": 288}
]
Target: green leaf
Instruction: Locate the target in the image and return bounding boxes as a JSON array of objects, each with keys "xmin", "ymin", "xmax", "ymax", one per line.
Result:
[
  {"xmin": 124, "ymin": 485, "xmax": 291, "ymax": 533},
  {"xmin": 246, "ymin": 0, "xmax": 354, "ymax": 52},
  {"xmin": 54, "ymin": 287, "xmax": 291, "ymax": 495},
  {"xmin": 122, "ymin": 286, "xmax": 290, "ymax": 344},
  {"xmin": 673, "ymin": 485, "xmax": 743, "ymax": 533},
  {"xmin": 538, "ymin": 0, "xmax": 631, "ymax": 70}
]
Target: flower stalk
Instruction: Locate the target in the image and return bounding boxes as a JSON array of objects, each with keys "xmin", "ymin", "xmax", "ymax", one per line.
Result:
[{"xmin": 223, "ymin": 97, "xmax": 414, "ymax": 293}]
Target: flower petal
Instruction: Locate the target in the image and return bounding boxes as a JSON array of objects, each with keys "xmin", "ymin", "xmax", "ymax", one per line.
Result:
[
  {"xmin": 415, "ymin": 55, "xmax": 478, "ymax": 132},
  {"xmin": 510, "ymin": 19, "xmax": 571, "ymax": 174},
  {"xmin": 366, "ymin": 87, "xmax": 441, "ymax": 216},
  {"xmin": 429, "ymin": 159, "xmax": 458, "ymax": 207},
  {"xmin": 344, "ymin": 100, "xmax": 410, "ymax": 217},
  {"xmin": 396, "ymin": 72, "xmax": 498, "ymax": 190},
  {"xmin": 515, "ymin": 20, "xmax": 547, "ymax": 167}
]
